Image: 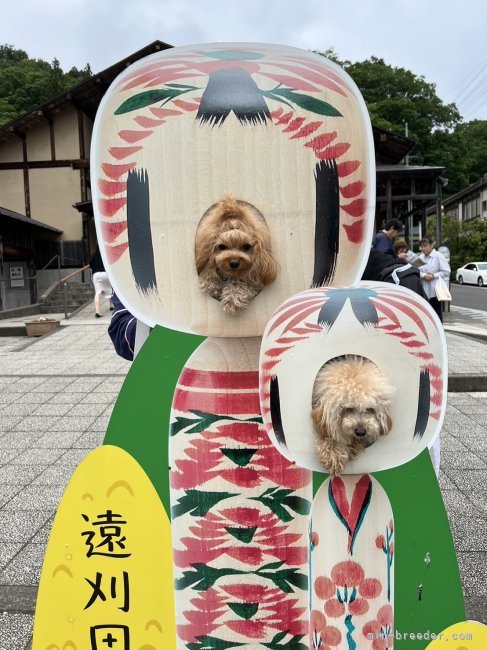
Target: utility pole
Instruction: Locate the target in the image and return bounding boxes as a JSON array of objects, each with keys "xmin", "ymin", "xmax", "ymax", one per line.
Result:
[{"xmin": 405, "ymin": 122, "xmax": 413, "ymax": 249}]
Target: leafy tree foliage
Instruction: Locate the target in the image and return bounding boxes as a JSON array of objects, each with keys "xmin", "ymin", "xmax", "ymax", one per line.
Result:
[
  {"xmin": 317, "ymin": 51, "xmax": 460, "ymax": 155},
  {"xmin": 442, "ymin": 216, "xmax": 487, "ymax": 272},
  {"xmin": 0, "ymin": 44, "xmax": 91, "ymax": 126},
  {"xmin": 317, "ymin": 49, "xmax": 486, "ymax": 197}
]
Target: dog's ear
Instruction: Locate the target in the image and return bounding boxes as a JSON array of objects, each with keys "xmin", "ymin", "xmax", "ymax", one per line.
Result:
[
  {"xmin": 380, "ymin": 412, "xmax": 393, "ymax": 436},
  {"xmin": 249, "ymin": 236, "xmax": 278, "ymax": 286},
  {"xmin": 195, "ymin": 224, "xmax": 217, "ymax": 276},
  {"xmin": 311, "ymin": 406, "xmax": 328, "ymax": 436}
]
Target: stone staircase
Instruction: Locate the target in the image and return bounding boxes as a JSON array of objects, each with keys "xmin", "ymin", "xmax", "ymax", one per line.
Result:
[{"xmin": 39, "ymin": 281, "xmax": 93, "ymax": 314}]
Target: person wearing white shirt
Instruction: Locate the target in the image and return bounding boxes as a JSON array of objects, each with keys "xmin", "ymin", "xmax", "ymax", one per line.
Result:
[{"xmin": 418, "ymin": 237, "xmax": 451, "ymax": 323}]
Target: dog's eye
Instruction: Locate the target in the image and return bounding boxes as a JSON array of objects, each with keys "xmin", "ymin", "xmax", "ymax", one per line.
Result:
[
  {"xmin": 217, "ymin": 244, "xmax": 227, "ymax": 251},
  {"xmin": 366, "ymin": 407, "xmax": 375, "ymax": 414},
  {"xmin": 241, "ymin": 244, "xmax": 252, "ymax": 251},
  {"xmin": 342, "ymin": 407, "xmax": 353, "ymax": 415}
]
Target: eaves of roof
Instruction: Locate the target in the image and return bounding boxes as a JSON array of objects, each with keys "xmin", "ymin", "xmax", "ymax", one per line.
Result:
[{"xmin": 0, "ymin": 206, "xmax": 63, "ymax": 233}]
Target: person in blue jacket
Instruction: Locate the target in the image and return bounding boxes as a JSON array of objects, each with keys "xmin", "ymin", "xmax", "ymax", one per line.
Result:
[
  {"xmin": 372, "ymin": 219, "xmax": 404, "ymax": 257},
  {"xmin": 108, "ymin": 293, "xmax": 137, "ymax": 361}
]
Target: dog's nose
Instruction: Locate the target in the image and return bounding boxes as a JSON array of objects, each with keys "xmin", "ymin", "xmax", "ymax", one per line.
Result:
[
  {"xmin": 229, "ymin": 259, "xmax": 240, "ymax": 269},
  {"xmin": 354, "ymin": 426, "xmax": 366, "ymax": 437}
]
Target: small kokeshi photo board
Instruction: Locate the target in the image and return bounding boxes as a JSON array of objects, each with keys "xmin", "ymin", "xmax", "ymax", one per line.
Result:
[
  {"xmin": 92, "ymin": 42, "xmax": 376, "ymax": 337},
  {"xmin": 259, "ymin": 282, "xmax": 448, "ymax": 474}
]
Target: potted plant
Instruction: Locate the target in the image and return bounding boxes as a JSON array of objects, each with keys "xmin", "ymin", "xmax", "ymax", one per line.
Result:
[{"xmin": 25, "ymin": 317, "xmax": 61, "ymax": 337}]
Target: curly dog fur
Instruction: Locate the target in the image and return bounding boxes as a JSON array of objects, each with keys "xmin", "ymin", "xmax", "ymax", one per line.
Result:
[
  {"xmin": 195, "ymin": 196, "xmax": 277, "ymax": 315},
  {"xmin": 311, "ymin": 355, "xmax": 394, "ymax": 475}
]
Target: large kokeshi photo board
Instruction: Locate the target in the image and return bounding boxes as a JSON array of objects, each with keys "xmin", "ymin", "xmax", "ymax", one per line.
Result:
[{"xmin": 92, "ymin": 43, "xmax": 376, "ymax": 336}]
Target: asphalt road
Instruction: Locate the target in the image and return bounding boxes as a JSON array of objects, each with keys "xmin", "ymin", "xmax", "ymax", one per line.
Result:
[{"xmin": 451, "ymin": 282, "xmax": 487, "ymax": 311}]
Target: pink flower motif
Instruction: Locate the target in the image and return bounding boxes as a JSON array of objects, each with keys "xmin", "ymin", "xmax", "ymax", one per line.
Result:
[
  {"xmin": 311, "ymin": 609, "xmax": 326, "ymax": 632},
  {"xmin": 348, "ymin": 597, "xmax": 369, "ymax": 616},
  {"xmin": 324, "ymin": 598, "xmax": 345, "ymax": 617},
  {"xmin": 331, "ymin": 560, "xmax": 365, "ymax": 587},
  {"xmin": 377, "ymin": 604, "xmax": 393, "ymax": 627},
  {"xmin": 362, "ymin": 604, "xmax": 394, "ymax": 649},
  {"xmin": 313, "ymin": 560, "xmax": 385, "ymax": 649},
  {"xmin": 322, "ymin": 625, "xmax": 342, "ymax": 647},
  {"xmin": 375, "ymin": 534, "xmax": 386, "ymax": 549},
  {"xmin": 359, "ymin": 578, "xmax": 382, "ymax": 599},
  {"xmin": 314, "ymin": 576, "xmax": 335, "ymax": 600}
]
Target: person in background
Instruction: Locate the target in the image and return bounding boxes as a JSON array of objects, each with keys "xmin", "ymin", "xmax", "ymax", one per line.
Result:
[
  {"xmin": 418, "ymin": 236, "xmax": 451, "ymax": 323},
  {"xmin": 89, "ymin": 247, "xmax": 113, "ymax": 318},
  {"xmin": 108, "ymin": 293, "xmax": 137, "ymax": 360},
  {"xmin": 393, "ymin": 239, "xmax": 409, "ymax": 259},
  {"xmin": 372, "ymin": 219, "xmax": 404, "ymax": 257},
  {"xmin": 362, "ymin": 248, "xmax": 427, "ymax": 299}
]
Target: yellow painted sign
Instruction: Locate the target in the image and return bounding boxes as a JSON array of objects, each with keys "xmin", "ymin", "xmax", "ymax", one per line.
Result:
[
  {"xmin": 33, "ymin": 445, "xmax": 176, "ymax": 649},
  {"xmin": 426, "ymin": 621, "xmax": 487, "ymax": 649}
]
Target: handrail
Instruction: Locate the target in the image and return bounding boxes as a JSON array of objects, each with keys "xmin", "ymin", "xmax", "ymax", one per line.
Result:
[
  {"xmin": 39, "ymin": 254, "xmax": 61, "ymax": 275},
  {"xmin": 26, "ymin": 255, "xmax": 61, "ymax": 282},
  {"xmin": 61, "ymin": 264, "xmax": 90, "ymax": 284},
  {"xmin": 61, "ymin": 264, "xmax": 90, "ymax": 319}
]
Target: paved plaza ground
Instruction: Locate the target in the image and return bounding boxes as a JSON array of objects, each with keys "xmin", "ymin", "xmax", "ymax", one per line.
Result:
[{"xmin": 0, "ymin": 301, "xmax": 486, "ymax": 648}]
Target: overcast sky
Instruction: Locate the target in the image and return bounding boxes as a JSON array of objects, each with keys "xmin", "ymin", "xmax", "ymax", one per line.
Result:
[{"xmin": 2, "ymin": 0, "xmax": 486, "ymax": 122}]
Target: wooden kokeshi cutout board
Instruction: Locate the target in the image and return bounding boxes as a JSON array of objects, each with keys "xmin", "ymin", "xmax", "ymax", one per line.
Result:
[
  {"xmin": 260, "ymin": 283, "xmax": 448, "ymax": 474},
  {"xmin": 92, "ymin": 43, "xmax": 376, "ymax": 336},
  {"xmin": 169, "ymin": 337, "xmax": 312, "ymax": 647},
  {"xmin": 310, "ymin": 475, "xmax": 394, "ymax": 650}
]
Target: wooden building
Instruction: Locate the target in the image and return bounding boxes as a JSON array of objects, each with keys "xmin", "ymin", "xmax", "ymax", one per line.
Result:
[
  {"xmin": 442, "ymin": 174, "xmax": 487, "ymax": 222},
  {"xmin": 0, "ymin": 41, "xmax": 170, "ymax": 310}
]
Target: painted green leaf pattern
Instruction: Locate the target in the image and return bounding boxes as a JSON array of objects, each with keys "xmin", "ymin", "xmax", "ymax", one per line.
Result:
[
  {"xmin": 174, "ymin": 561, "xmax": 307, "ymax": 594},
  {"xmin": 220, "ymin": 448, "xmax": 258, "ymax": 466},
  {"xmin": 251, "ymin": 487, "xmax": 311, "ymax": 522},
  {"xmin": 256, "ymin": 564, "xmax": 308, "ymax": 593},
  {"xmin": 263, "ymin": 87, "xmax": 342, "ymax": 117},
  {"xmin": 165, "ymin": 83, "xmax": 200, "ymax": 89},
  {"xmin": 264, "ymin": 632, "xmax": 307, "ymax": 649},
  {"xmin": 114, "ymin": 86, "xmax": 198, "ymax": 114},
  {"xmin": 171, "ymin": 489, "xmax": 237, "ymax": 519},
  {"xmin": 186, "ymin": 635, "xmax": 243, "ymax": 650},
  {"xmin": 281, "ymin": 495, "xmax": 312, "ymax": 515},
  {"xmin": 171, "ymin": 410, "xmax": 261, "ymax": 436},
  {"xmin": 224, "ymin": 526, "xmax": 257, "ymax": 543},
  {"xmin": 175, "ymin": 564, "xmax": 247, "ymax": 591},
  {"xmin": 228, "ymin": 602, "xmax": 259, "ymax": 619}
]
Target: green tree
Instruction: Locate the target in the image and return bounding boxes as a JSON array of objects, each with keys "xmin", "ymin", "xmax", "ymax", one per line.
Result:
[
  {"xmin": 316, "ymin": 50, "xmax": 486, "ymax": 196},
  {"xmin": 442, "ymin": 216, "xmax": 487, "ymax": 273},
  {"xmin": 0, "ymin": 44, "xmax": 92, "ymax": 126},
  {"xmin": 424, "ymin": 120, "xmax": 487, "ymax": 196}
]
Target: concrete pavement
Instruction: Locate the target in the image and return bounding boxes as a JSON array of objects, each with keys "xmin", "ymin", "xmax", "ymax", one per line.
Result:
[{"xmin": 0, "ymin": 300, "xmax": 486, "ymax": 648}]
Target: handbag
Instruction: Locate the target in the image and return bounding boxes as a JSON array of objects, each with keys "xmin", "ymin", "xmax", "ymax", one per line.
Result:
[{"xmin": 435, "ymin": 276, "xmax": 452, "ymax": 301}]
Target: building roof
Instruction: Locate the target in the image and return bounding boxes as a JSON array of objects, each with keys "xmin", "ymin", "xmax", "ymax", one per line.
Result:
[
  {"xmin": 373, "ymin": 127, "xmax": 416, "ymax": 165},
  {"xmin": 377, "ymin": 164, "xmax": 446, "ymax": 175},
  {"xmin": 0, "ymin": 206, "xmax": 63, "ymax": 234},
  {"xmin": 443, "ymin": 173, "xmax": 487, "ymax": 206},
  {"xmin": 0, "ymin": 40, "xmax": 172, "ymax": 143}
]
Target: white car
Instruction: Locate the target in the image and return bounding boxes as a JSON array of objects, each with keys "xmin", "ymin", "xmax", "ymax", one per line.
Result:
[{"xmin": 456, "ymin": 262, "xmax": 487, "ymax": 287}]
